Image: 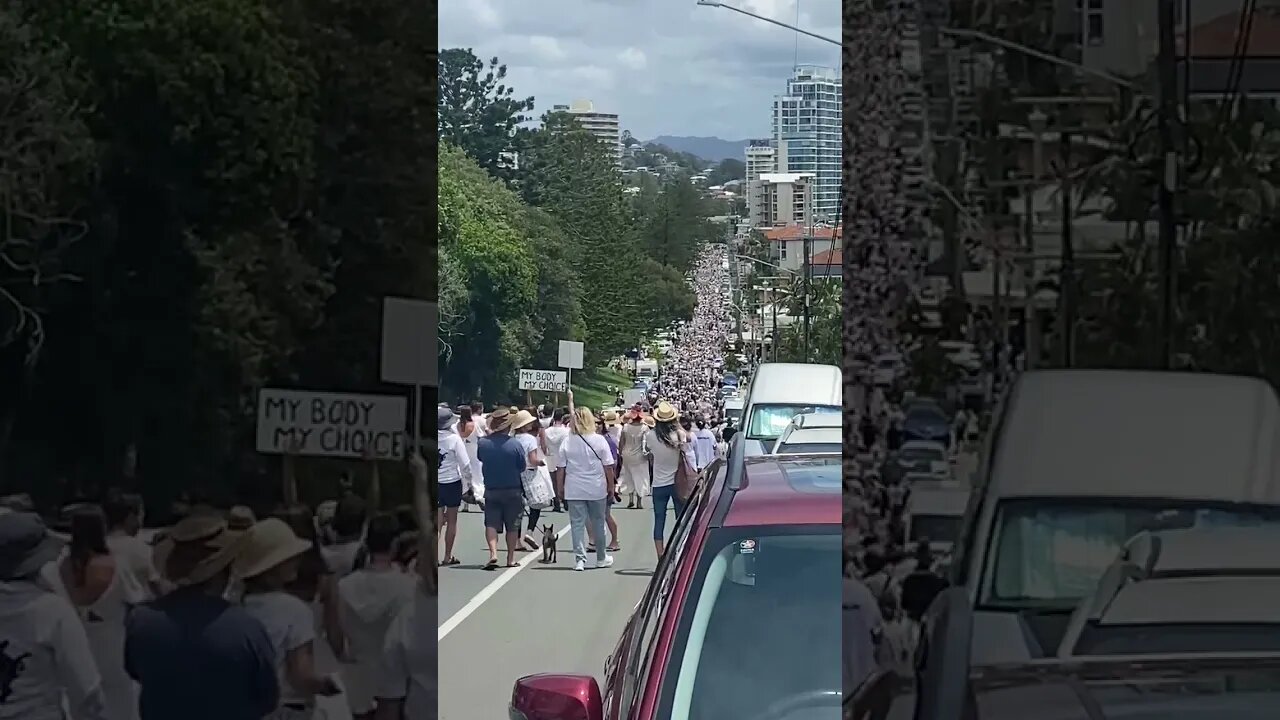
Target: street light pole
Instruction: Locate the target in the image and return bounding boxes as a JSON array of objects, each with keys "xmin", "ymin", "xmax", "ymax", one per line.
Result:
[
  {"xmin": 695, "ymin": 0, "xmax": 839, "ymax": 46},
  {"xmin": 1156, "ymin": 0, "xmax": 1179, "ymax": 369}
]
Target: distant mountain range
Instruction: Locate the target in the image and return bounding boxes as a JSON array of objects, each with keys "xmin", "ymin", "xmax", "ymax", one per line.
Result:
[{"xmin": 645, "ymin": 136, "xmax": 752, "ymax": 163}]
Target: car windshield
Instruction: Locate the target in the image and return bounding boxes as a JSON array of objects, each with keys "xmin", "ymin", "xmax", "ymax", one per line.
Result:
[
  {"xmin": 910, "ymin": 515, "xmax": 961, "ymax": 545},
  {"xmin": 661, "ymin": 527, "xmax": 840, "ymax": 720},
  {"xmin": 747, "ymin": 404, "xmax": 840, "ymax": 440},
  {"xmin": 900, "ymin": 447, "xmax": 942, "ymax": 463},
  {"xmin": 984, "ymin": 500, "xmax": 1280, "ymax": 608},
  {"xmin": 1074, "ymin": 623, "xmax": 1280, "ymax": 656}
]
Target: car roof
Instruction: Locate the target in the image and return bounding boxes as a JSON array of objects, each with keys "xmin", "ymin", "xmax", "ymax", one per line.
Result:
[
  {"xmin": 992, "ymin": 370, "xmax": 1280, "ymax": 500},
  {"xmin": 1124, "ymin": 527, "xmax": 1280, "ymax": 577},
  {"xmin": 776, "ymin": 428, "xmax": 841, "ymax": 446},
  {"xmin": 910, "ymin": 487, "xmax": 970, "ymax": 515},
  {"xmin": 744, "ymin": 363, "xmax": 841, "ymax": 406},
  {"xmin": 1100, "ymin": 576, "xmax": 1280, "ymax": 625},
  {"xmin": 721, "ymin": 455, "xmax": 840, "ymax": 527},
  {"xmin": 901, "ymin": 440, "xmax": 946, "ymax": 453}
]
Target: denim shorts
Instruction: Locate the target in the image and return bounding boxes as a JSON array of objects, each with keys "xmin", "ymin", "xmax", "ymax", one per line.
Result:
[{"xmin": 484, "ymin": 488, "xmax": 524, "ymax": 533}]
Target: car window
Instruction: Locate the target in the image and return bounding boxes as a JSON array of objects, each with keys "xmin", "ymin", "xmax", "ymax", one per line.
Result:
[
  {"xmin": 623, "ymin": 475, "xmax": 707, "ymax": 716},
  {"xmin": 777, "ymin": 442, "xmax": 841, "ymax": 454},
  {"xmin": 659, "ymin": 527, "xmax": 841, "ymax": 720},
  {"xmin": 746, "ymin": 404, "xmax": 839, "ymax": 440}
]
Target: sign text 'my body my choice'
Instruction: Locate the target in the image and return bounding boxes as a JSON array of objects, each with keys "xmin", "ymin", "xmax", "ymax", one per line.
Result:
[{"xmin": 257, "ymin": 388, "xmax": 407, "ymax": 460}]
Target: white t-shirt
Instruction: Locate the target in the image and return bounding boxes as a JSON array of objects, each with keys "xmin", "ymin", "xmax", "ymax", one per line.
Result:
[
  {"xmin": 644, "ymin": 429, "xmax": 695, "ymax": 489},
  {"xmin": 337, "ymin": 567, "xmax": 417, "ymax": 713},
  {"xmin": 242, "ymin": 590, "xmax": 317, "ymax": 707},
  {"xmin": 555, "ymin": 433, "xmax": 614, "ymax": 501},
  {"xmin": 322, "ymin": 542, "xmax": 363, "ymax": 578},
  {"xmin": 106, "ymin": 533, "xmax": 159, "ymax": 596},
  {"xmin": 514, "ymin": 432, "xmax": 540, "ymax": 468},
  {"xmin": 436, "ymin": 430, "xmax": 471, "ymax": 485},
  {"xmin": 0, "ymin": 580, "xmax": 105, "ymax": 720},
  {"xmin": 543, "ymin": 426, "xmax": 569, "ymax": 470},
  {"xmin": 378, "ymin": 588, "xmax": 436, "ymax": 719}
]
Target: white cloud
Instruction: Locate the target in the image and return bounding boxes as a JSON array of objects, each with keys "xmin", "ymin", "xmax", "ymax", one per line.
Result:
[
  {"xmin": 617, "ymin": 47, "xmax": 648, "ymax": 70},
  {"xmin": 470, "ymin": 0, "xmax": 501, "ymax": 29},
  {"xmin": 528, "ymin": 35, "xmax": 566, "ymax": 61}
]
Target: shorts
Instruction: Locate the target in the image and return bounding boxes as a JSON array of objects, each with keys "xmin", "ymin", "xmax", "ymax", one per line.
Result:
[
  {"xmin": 484, "ymin": 488, "xmax": 524, "ymax": 534},
  {"xmin": 438, "ymin": 480, "xmax": 462, "ymax": 509}
]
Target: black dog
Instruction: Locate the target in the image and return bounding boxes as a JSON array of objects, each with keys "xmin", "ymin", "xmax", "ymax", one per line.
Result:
[{"xmin": 540, "ymin": 524, "xmax": 557, "ymax": 564}]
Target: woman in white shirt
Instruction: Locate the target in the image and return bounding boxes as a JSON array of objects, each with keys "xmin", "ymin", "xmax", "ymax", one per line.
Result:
[
  {"xmin": 436, "ymin": 407, "xmax": 472, "ymax": 566},
  {"xmin": 643, "ymin": 402, "xmax": 697, "ymax": 559},
  {"xmin": 510, "ymin": 410, "xmax": 547, "ymax": 551},
  {"xmin": 553, "ymin": 401, "xmax": 616, "ymax": 572},
  {"xmin": 237, "ymin": 519, "xmax": 341, "ymax": 719},
  {"xmin": 457, "ymin": 406, "xmax": 484, "ymax": 510}
]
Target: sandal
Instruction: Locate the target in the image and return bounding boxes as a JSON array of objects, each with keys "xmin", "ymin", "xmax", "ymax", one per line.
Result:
[
  {"xmin": 443, "ymin": 557, "xmax": 461, "ymax": 566},
  {"xmin": 505, "ymin": 562, "xmax": 521, "ymax": 568},
  {"xmin": 483, "ymin": 559, "xmax": 499, "ymax": 571},
  {"xmin": 607, "ymin": 544, "xmax": 621, "ymax": 552}
]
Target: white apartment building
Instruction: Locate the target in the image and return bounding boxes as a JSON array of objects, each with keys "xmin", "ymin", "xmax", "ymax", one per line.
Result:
[
  {"xmin": 744, "ymin": 140, "xmax": 776, "ymax": 228},
  {"xmin": 551, "ymin": 99, "xmax": 621, "ymax": 164},
  {"xmin": 772, "ymin": 65, "xmax": 841, "ymax": 222},
  {"xmin": 754, "ymin": 173, "xmax": 813, "ymax": 230}
]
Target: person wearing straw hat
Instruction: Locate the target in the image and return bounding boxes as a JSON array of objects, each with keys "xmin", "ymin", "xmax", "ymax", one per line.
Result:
[
  {"xmin": 237, "ymin": 518, "xmax": 341, "ymax": 719},
  {"xmin": 125, "ymin": 513, "xmax": 278, "ymax": 720},
  {"xmin": 644, "ymin": 402, "xmax": 698, "ymax": 559},
  {"xmin": 475, "ymin": 407, "xmax": 526, "ymax": 570},
  {"xmin": 617, "ymin": 408, "xmax": 650, "ymax": 510},
  {"xmin": 0, "ymin": 512, "xmax": 108, "ymax": 720}
]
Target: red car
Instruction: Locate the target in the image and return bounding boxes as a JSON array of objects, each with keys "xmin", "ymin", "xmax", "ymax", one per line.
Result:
[{"xmin": 510, "ymin": 446, "xmax": 842, "ymax": 720}]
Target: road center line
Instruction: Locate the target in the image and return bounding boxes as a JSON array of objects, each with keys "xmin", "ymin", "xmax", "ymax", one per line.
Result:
[{"xmin": 438, "ymin": 524, "xmax": 572, "ymax": 641}]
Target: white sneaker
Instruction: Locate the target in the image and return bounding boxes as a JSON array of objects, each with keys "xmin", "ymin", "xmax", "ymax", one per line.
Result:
[
  {"xmin": 594, "ymin": 555, "xmax": 614, "ymax": 569},
  {"xmin": 574, "ymin": 560, "xmax": 585, "ymax": 571}
]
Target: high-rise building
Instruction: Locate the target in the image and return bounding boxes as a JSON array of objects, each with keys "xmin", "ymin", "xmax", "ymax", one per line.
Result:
[
  {"xmin": 772, "ymin": 65, "xmax": 841, "ymax": 222},
  {"xmin": 551, "ymin": 99, "xmax": 621, "ymax": 164},
  {"xmin": 744, "ymin": 140, "xmax": 776, "ymax": 228}
]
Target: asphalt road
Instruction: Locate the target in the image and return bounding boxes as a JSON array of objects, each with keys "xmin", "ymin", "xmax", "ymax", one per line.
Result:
[{"xmin": 437, "ymin": 501, "xmax": 663, "ymax": 719}]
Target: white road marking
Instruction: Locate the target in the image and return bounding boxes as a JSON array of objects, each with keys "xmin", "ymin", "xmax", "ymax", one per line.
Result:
[{"xmin": 437, "ymin": 524, "xmax": 572, "ymax": 641}]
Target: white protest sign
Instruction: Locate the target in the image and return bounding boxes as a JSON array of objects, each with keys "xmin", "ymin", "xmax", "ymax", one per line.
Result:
[
  {"xmin": 518, "ymin": 369, "xmax": 568, "ymax": 392},
  {"xmin": 257, "ymin": 389, "xmax": 408, "ymax": 460},
  {"xmin": 380, "ymin": 297, "xmax": 436, "ymax": 387},
  {"xmin": 558, "ymin": 340, "xmax": 584, "ymax": 370}
]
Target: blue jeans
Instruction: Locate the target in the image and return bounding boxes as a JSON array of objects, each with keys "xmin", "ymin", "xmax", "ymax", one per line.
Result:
[
  {"xmin": 568, "ymin": 499, "xmax": 608, "ymax": 564},
  {"xmin": 651, "ymin": 484, "xmax": 686, "ymax": 541}
]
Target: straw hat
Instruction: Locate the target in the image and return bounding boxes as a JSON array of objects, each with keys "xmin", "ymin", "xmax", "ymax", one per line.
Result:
[
  {"xmin": 153, "ymin": 513, "xmax": 247, "ymax": 586},
  {"xmin": 487, "ymin": 407, "xmax": 512, "ymax": 432},
  {"xmin": 642, "ymin": 414, "xmax": 656, "ymax": 428},
  {"xmin": 227, "ymin": 506, "xmax": 256, "ymax": 533},
  {"xmin": 510, "ymin": 409, "xmax": 538, "ymax": 431},
  {"xmin": 654, "ymin": 401, "xmax": 679, "ymax": 423},
  {"xmin": 233, "ymin": 518, "xmax": 313, "ymax": 580},
  {"xmin": 601, "ymin": 410, "xmax": 621, "ymax": 427}
]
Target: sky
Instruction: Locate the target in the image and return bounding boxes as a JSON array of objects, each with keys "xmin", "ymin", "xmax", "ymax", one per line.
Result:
[{"xmin": 439, "ymin": 0, "xmax": 840, "ymax": 141}]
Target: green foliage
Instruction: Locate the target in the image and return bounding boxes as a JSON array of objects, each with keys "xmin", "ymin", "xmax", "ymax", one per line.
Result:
[
  {"xmin": 438, "ymin": 48, "xmax": 534, "ymax": 182},
  {"xmin": 2, "ymin": 0, "xmax": 434, "ymax": 508},
  {"xmin": 706, "ymin": 158, "xmax": 745, "ymax": 186}
]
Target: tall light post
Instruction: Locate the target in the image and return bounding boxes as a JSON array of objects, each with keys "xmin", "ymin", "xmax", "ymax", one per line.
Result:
[{"xmin": 694, "ymin": 0, "xmax": 839, "ymax": 46}]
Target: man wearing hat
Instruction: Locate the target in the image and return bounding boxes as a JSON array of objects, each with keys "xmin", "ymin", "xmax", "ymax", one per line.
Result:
[
  {"xmin": 125, "ymin": 513, "xmax": 279, "ymax": 720},
  {"xmin": 475, "ymin": 407, "xmax": 526, "ymax": 570},
  {"xmin": 0, "ymin": 512, "xmax": 108, "ymax": 720}
]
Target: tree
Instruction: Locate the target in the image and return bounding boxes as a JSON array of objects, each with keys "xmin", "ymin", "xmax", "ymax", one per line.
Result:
[
  {"xmin": 707, "ymin": 158, "xmax": 745, "ymax": 186},
  {"xmin": 0, "ymin": 8, "xmax": 96, "ymax": 467},
  {"xmin": 438, "ymin": 48, "xmax": 534, "ymax": 181}
]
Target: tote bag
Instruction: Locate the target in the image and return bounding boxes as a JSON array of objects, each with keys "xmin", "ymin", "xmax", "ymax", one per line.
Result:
[{"xmin": 522, "ymin": 464, "xmax": 555, "ymax": 510}]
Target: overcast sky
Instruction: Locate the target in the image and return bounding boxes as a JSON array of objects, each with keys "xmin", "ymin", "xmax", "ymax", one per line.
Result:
[{"xmin": 439, "ymin": 0, "xmax": 840, "ymax": 141}]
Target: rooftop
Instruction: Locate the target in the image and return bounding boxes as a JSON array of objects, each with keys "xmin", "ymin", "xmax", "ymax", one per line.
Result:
[
  {"xmin": 758, "ymin": 172, "xmax": 815, "ymax": 184},
  {"xmin": 762, "ymin": 225, "xmax": 843, "ymax": 242},
  {"xmin": 1186, "ymin": 9, "xmax": 1280, "ymax": 57}
]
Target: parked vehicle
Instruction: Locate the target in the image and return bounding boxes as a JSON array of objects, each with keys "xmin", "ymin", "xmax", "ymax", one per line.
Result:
[
  {"xmin": 740, "ymin": 363, "xmax": 841, "ymax": 456},
  {"xmin": 510, "ymin": 443, "xmax": 840, "ymax": 720}
]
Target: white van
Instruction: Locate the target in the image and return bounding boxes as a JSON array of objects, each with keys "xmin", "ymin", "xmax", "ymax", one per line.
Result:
[
  {"xmin": 739, "ymin": 363, "xmax": 841, "ymax": 456},
  {"xmin": 952, "ymin": 370, "xmax": 1280, "ymax": 665},
  {"xmin": 723, "ymin": 396, "xmax": 745, "ymax": 426},
  {"xmin": 907, "ymin": 486, "xmax": 970, "ymax": 556}
]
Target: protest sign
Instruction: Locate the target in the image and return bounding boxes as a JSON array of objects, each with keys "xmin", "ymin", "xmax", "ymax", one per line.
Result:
[
  {"xmin": 257, "ymin": 389, "xmax": 407, "ymax": 460},
  {"xmin": 518, "ymin": 369, "xmax": 568, "ymax": 392}
]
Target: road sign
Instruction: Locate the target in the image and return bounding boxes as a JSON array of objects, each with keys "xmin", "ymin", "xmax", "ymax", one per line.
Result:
[
  {"xmin": 518, "ymin": 369, "xmax": 568, "ymax": 392},
  {"xmin": 257, "ymin": 388, "xmax": 407, "ymax": 460},
  {"xmin": 558, "ymin": 340, "xmax": 584, "ymax": 370},
  {"xmin": 380, "ymin": 297, "xmax": 436, "ymax": 387}
]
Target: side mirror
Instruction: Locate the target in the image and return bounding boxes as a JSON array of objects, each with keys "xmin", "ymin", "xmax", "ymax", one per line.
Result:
[
  {"xmin": 510, "ymin": 674, "xmax": 604, "ymax": 720},
  {"xmin": 913, "ymin": 587, "xmax": 973, "ymax": 720}
]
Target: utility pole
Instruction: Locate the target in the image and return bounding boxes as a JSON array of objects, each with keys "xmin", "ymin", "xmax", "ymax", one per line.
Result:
[
  {"xmin": 1025, "ymin": 108, "xmax": 1047, "ymax": 370},
  {"xmin": 802, "ymin": 234, "xmax": 811, "ymax": 362},
  {"xmin": 1058, "ymin": 129, "xmax": 1076, "ymax": 368},
  {"xmin": 1156, "ymin": 0, "xmax": 1179, "ymax": 370}
]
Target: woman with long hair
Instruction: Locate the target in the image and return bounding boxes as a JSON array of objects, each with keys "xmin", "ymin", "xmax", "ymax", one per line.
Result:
[
  {"xmin": 643, "ymin": 402, "xmax": 697, "ymax": 558},
  {"xmin": 552, "ymin": 400, "xmax": 616, "ymax": 571},
  {"xmin": 59, "ymin": 504, "xmax": 145, "ymax": 720},
  {"xmin": 456, "ymin": 405, "xmax": 484, "ymax": 511}
]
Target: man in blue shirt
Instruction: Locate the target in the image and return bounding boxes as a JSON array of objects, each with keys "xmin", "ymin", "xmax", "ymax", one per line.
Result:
[
  {"xmin": 125, "ymin": 513, "xmax": 278, "ymax": 720},
  {"xmin": 476, "ymin": 407, "xmax": 525, "ymax": 570}
]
